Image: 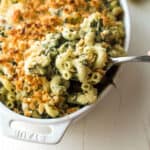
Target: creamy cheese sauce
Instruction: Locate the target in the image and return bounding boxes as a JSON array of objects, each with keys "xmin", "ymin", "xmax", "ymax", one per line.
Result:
[{"xmin": 0, "ymin": 0, "xmax": 125, "ymax": 118}]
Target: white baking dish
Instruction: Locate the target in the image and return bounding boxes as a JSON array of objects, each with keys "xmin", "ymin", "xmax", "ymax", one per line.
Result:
[{"xmin": 0, "ymin": 0, "xmax": 131, "ymax": 144}]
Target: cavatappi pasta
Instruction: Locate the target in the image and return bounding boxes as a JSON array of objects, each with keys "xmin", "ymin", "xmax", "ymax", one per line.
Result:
[{"xmin": 0, "ymin": 0, "xmax": 125, "ymax": 118}]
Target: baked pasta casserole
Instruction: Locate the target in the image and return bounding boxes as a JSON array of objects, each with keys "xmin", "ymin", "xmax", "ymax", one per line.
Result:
[{"xmin": 0, "ymin": 0, "xmax": 125, "ymax": 118}]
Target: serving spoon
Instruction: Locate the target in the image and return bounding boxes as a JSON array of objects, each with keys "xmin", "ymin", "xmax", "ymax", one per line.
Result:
[{"xmin": 108, "ymin": 55, "xmax": 150, "ymax": 70}]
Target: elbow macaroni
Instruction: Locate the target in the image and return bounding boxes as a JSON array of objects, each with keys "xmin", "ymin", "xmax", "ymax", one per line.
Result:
[
  {"xmin": 50, "ymin": 75, "xmax": 69, "ymax": 95},
  {"xmin": 0, "ymin": 0, "xmax": 125, "ymax": 118}
]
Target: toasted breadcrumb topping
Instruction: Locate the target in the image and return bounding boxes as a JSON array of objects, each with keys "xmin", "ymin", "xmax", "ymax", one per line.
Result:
[{"xmin": 0, "ymin": 0, "xmax": 125, "ymax": 118}]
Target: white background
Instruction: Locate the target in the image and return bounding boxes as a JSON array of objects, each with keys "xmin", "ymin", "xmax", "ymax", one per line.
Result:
[{"xmin": 1, "ymin": 0, "xmax": 150, "ymax": 149}]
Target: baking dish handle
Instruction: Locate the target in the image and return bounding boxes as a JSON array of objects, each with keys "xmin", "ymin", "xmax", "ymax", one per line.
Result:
[{"xmin": 0, "ymin": 116, "xmax": 71, "ymax": 144}]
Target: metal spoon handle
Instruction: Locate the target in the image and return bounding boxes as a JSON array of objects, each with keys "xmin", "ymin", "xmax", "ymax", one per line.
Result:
[{"xmin": 110, "ymin": 56, "xmax": 150, "ymax": 65}]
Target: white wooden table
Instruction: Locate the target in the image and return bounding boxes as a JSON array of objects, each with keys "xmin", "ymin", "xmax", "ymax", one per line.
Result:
[{"xmin": 1, "ymin": 1, "xmax": 150, "ymax": 150}]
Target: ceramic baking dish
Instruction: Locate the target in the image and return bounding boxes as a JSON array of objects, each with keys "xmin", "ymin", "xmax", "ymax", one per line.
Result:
[{"xmin": 0, "ymin": 0, "xmax": 131, "ymax": 144}]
